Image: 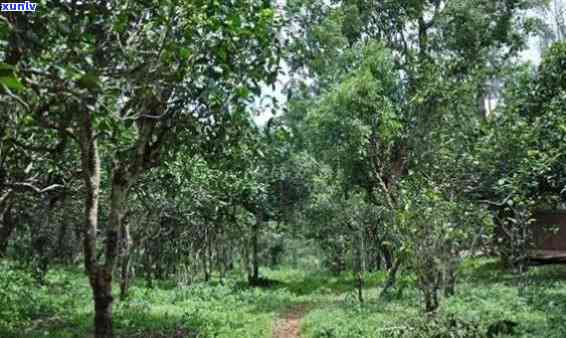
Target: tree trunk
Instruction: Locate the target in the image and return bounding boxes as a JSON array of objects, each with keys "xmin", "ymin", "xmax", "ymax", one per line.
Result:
[
  {"xmin": 56, "ymin": 193, "xmax": 75, "ymax": 262},
  {"xmin": 207, "ymin": 228, "xmax": 213, "ymax": 279},
  {"xmin": 202, "ymin": 226, "xmax": 210, "ymax": 282},
  {"xmin": 79, "ymin": 111, "xmax": 121, "ymax": 338},
  {"xmin": 72, "ymin": 219, "xmax": 83, "ymax": 264},
  {"xmin": 106, "ymin": 169, "xmax": 130, "ymax": 268},
  {"xmin": 444, "ymin": 272, "xmax": 456, "ymax": 297},
  {"xmin": 357, "ymin": 271, "xmax": 364, "ymax": 304},
  {"xmin": 33, "ymin": 193, "xmax": 53, "ymax": 284},
  {"xmin": 243, "ymin": 245, "xmax": 251, "ymax": 282},
  {"xmin": 78, "ymin": 98, "xmax": 157, "ymax": 337},
  {"xmin": 218, "ymin": 225, "xmax": 226, "ymax": 284},
  {"xmin": 330, "ymin": 239, "xmax": 346, "ymax": 275},
  {"xmin": 92, "ymin": 168, "xmax": 130, "ymax": 335},
  {"xmin": 56, "ymin": 205, "xmax": 69, "ymax": 261},
  {"xmin": 79, "ymin": 112, "xmax": 107, "ymax": 337},
  {"xmin": 424, "ymin": 286, "xmax": 439, "ymax": 313},
  {"xmin": 119, "ymin": 222, "xmax": 132, "ymax": 301},
  {"xmin": 56, "ymin": 221, "xmax": 69, "ymax": 260},
  {"xmin": 419, "ymin": 258, "xmax": 442, "ymax": 313},
  {"xmin": 380, "ymin": 259, "xmax": 401, "ymax": 298},
  {"xmin": 0, "ymin": 205, "xmax": 15, "ymax": 257},
  {"xmin": 250, "ymin": 211, "xmax": 261, "ymax": 285},
  {"xmin": 360, "ymin": 227, "xmax": 366, "ymax": 274},
  {"xmin": 477, "ymin": 86, "xmax": 488, "ymax": 119},
  {"xmin": 227, "ymin": 245, "xmax": 234, "ymax": 271},
  {"xmin": 91, "ymin": 267, "xmax": 114, "ymax": 338},
  {"xmin": 381, "ymin": 244, "xmax": 394, "ymax": 270},
  {"xmin": 443, "ymin": 257, "xmax": 457, "ymax": 297},
  {"xmin": 355, "ymin": 227, "xmax": 365, "ymax": 304},
  {"xmin": 143, "ymin": 245, "xmax": 153, "ymax": 289},
  {"xmin": 105, "ymin": 169, "xmax": 131, "ymax": 302}
]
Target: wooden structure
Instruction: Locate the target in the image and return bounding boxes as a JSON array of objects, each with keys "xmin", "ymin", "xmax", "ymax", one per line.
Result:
[{"xmin": 529, "ymin": 210, "xmax": 566, "ymax": 264}]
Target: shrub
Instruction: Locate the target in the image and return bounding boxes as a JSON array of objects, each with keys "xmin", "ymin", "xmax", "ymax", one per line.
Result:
[{"xmin": 0, "ymin": 262, "xmax": 52, "ymax": 331}]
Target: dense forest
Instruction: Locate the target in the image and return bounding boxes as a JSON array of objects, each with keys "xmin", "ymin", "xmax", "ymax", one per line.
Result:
[{"xmin": 1, "ymin": 1, "xmax": 566, "ymax": 337}]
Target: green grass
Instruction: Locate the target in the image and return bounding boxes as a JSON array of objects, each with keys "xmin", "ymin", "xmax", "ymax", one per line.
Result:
[
  {"xmin": 1, "ymin": 259, "xmax": 566, "ymax": 337},
  {"xmin": 0, "ymin": 263, "xmax": 298, "ymax": 338},
  {"xmin": 300, "ymin": 259, "xmax": 566, "ymax": 338}
]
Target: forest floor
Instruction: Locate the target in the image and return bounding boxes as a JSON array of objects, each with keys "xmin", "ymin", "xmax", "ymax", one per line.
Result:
[
  {"xmin": 1, "ymin": 258, "xmax": 566, "ymax": 337},
  {"xmin": 272, "ymin": 304, "xmax": 309, "ymax": 338}
]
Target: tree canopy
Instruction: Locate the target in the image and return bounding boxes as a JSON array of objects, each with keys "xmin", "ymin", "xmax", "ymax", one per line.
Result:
[{"xmin": 1, "ymin": 1, "xmax": 566, "ymax": 337}]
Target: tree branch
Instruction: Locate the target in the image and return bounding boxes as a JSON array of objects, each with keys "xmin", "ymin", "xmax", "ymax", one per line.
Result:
[{"xmin": 7, "ymin": 182, "xmax": 64, "ymax": 194}]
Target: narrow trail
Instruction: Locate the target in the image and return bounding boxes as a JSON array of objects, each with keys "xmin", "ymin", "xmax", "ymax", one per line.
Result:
[{"xmin": 272, "ymin": 304, "xmax": 309, "ymax": 338}]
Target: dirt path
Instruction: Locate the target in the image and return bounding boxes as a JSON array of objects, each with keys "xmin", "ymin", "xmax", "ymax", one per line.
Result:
[{"xmin": 272, "ymin": 304, "xmax": 309, "ymax": 338}]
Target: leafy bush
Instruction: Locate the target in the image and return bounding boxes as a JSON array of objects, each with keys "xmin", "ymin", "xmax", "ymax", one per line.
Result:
[{"xmin": 0, "ymin": 262, "xmax": 58, "ymax": 332}]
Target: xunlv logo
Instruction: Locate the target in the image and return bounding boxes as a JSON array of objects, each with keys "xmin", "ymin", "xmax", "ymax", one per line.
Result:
[{"xmin": 1, "ymin": 1, "xmax": 37, "ymax": 12}]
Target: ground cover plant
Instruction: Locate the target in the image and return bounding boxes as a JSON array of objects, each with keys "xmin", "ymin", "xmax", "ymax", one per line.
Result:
[
  {"xmin": 1, "ymin": 0, "xmax": 566, "ymax": 337},
  {"xmin": 2, "ymin": 258, "xmax": 566, "ymax": 337}
]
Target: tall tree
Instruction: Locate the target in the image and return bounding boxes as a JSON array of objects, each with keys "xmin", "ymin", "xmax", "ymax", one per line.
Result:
[{"xmin": 2, "ymin": 1, "xmax": 280, "ymax": 336}]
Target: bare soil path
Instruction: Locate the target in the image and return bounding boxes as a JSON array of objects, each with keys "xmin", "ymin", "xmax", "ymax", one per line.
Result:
[{"xmin": 272, "ymin": 304, "xmax": 309, "ymax": 338}]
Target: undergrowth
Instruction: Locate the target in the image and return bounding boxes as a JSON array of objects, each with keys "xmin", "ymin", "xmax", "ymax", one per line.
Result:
[{"xmin": 1, "ymin": 259, "xmax": 565, "ymax": 337}]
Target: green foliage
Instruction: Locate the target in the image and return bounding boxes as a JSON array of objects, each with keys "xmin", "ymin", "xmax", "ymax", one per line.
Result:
[
  {"xmin": 394, "ymin": 177, "xmax": 493, "ymax": 310},
  {"xmin": 0, "ymin": 63, "xmax": 24, "ymax": 92},
  {"xmin": 1, "ymin": 0, "xmax": 566, "ymax": 337},
  {"xmin": 301, "ymin": 259, "xmax": 566, "ymax": 338},
  {"xmin": 2, "ymin": 258, "xmax": 566, "ymax": 338},
  {"xmin": 0, "ymin": 262, "xmax": 60, "ymax": 332},
  {"xmin": 308, "ymin": 42, "xmax": 402, "ymax": 190},
  {"xmin": 537, "ymin": 42, "xmax": 566, "ymax": 104},
  {"xmin": 0, "ymin": 265, "xmax": 324, "ymax": 338}
]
